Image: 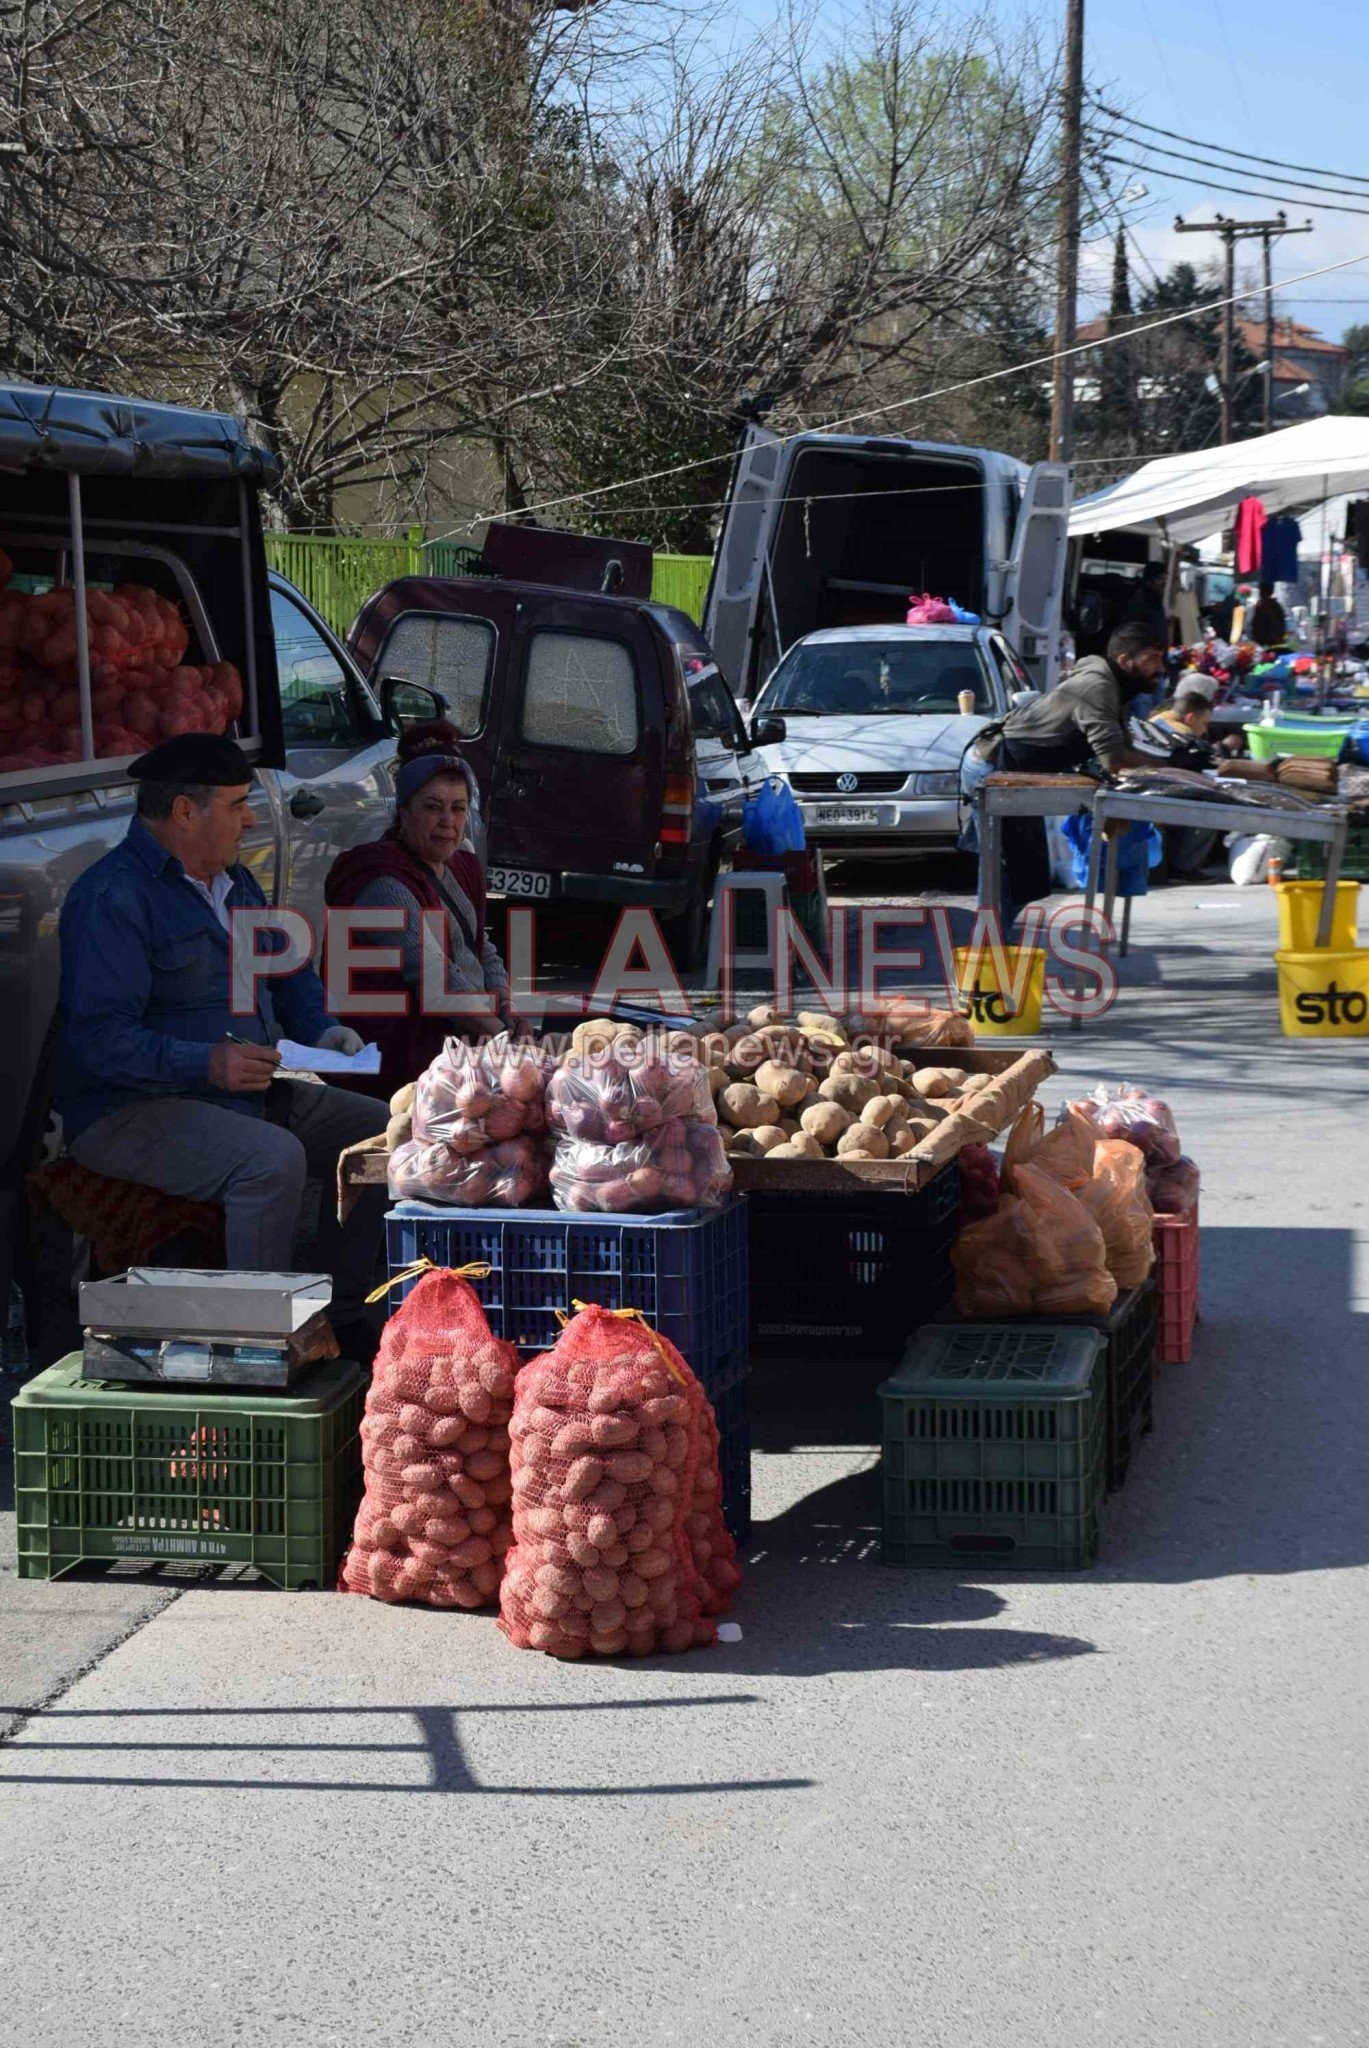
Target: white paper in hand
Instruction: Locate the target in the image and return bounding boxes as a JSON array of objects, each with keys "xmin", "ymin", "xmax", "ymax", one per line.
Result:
[{"xmin": 276, "ymin": 1038, "xmax": 382, "ymax": 1076}]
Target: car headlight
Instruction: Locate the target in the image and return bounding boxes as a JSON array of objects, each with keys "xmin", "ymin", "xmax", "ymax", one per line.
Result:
[{"xmin": 912, "ymin": 771, "xmax": 960, "ymax": 797}]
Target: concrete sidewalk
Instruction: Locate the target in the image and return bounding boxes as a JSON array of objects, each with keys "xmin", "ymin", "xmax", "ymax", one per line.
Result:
[{"xmin": 2, "ymin": 881, "xmax": 1367, "ymax": 2048}]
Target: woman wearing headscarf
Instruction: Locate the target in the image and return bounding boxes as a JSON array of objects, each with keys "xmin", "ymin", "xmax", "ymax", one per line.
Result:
[{"xmin": 324, "ymin": 721, "xmax": 510, "ymax": 1095}]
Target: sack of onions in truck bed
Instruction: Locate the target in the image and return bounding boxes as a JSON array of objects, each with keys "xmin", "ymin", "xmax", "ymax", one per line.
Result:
[
  {"xmin": 545, "ymin": 1041, "xmax": 715, "ymax": 1142},
  {"xmin": 550, "ymin": 1118, "xmax": 732, "ymax": 1213},
  {"xmin": 498, "ymin": 1303, "xmax": 740, "ymax": 1659},
  {"xmin": 340, "ymin": 1263, "xmax": 519, "ymax": 1609}
]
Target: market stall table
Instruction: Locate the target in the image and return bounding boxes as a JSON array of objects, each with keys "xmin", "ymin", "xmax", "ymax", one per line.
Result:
[
  {"xmin": 1073, "ymin": 788, "xmax": 1351, "ymax": 1029},
  {"xmin": 976, "ymin": 772, "xmax": 1100, "ymax": 924}
]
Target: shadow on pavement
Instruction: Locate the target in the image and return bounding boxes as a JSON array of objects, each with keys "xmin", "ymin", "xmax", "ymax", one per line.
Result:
[
  {"xmin": 0, "ymin": 1693, "xmax": 815, "ymax": 1797},
  {"xmin": 748, "ymin": 1225, "xmax": 1369, "ymax": 1590}
]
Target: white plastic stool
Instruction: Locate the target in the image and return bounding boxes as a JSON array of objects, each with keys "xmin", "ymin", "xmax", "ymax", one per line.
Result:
[{"xmin": 702, "ymin": 869, "xmax": 788, "ymax": 989}]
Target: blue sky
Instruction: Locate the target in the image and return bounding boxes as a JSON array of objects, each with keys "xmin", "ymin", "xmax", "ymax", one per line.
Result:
[
  {"xmin": 1080, "ymin": 0, "xmax": 1369, "ymax": 337},
  {"xmin": 711, "ymin": 0, "xmax": 1369, "ymax": 343}
]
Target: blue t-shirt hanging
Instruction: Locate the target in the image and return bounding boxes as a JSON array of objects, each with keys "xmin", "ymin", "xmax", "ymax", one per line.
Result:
[{"xmin": 1260, "ymin": 516, "xmax": 1301, "ymax": 585}]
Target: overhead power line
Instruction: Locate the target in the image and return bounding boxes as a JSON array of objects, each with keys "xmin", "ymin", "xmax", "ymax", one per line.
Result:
[
  {"xmin": 1091, "ymin": 99, "xmax": 1369, "ymax": 189},
  {"xmin": 430, "ymin": 243, "xmax": 1369, "ymax": 540},
  {"xmin": 1090, "ymin": 126, "xmax": 1369, "ymax": 204},
  {"xmin": 1104, "ymin": 155, "xmax": 1369, "ymax": 220}
]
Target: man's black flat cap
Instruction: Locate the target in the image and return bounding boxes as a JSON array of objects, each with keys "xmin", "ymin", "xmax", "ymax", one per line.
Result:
[{"xmin": 127, "ymin": 734, "xmax": 257, "ymax": 785}]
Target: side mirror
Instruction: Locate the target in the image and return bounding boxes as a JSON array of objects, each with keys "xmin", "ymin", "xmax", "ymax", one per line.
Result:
[
  {"xmin": 1010, "ymin": 689, "xmax": 1038, "ymax": 710},
  {"xmin": 750, "ymin": 712, "xmax": 787, "ymax": 748},
  {"xmin": 380, "ymin": 675, "xmax": 450, "ymax": 732}
]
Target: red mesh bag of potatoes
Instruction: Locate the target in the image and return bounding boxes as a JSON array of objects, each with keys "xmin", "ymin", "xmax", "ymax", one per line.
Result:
[
  {"xmin": 499, "ymin": 1304, "xmax": 741, "ymax": 1658},
  {"xmin": 340, "ymin": 1262, "xmax": 519, "ymax": 1609}
]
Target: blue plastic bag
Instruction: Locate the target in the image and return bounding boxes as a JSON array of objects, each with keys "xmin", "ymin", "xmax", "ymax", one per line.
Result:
[
  {"xmin": 1340, "ymin": 722, "xmax": 1369, "ymax": 766},
  {"xmin": 1060, "ymin": 813, "xmax": 1161, "ymax": 896},
  {"xmin": 948, "ymin": 599, "xmax": 982, "ymax": 625},
  {"xmin": 743, "ymin": 775, "xmax": 807, "ymax": 856}
]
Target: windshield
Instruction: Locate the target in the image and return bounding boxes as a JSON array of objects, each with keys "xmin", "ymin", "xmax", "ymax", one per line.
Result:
[{"xmin": 761, "ymin": 639, "xmax": 993, "ymax": 716}]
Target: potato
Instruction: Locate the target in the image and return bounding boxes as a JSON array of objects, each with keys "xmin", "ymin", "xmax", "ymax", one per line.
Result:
[
  {"xmin": 800, "ymin": 1099, "xmax": 852, "ymax": 1146},
  {"xmin": 860, "ymin": 1093, "xmax": 904, "ymax": 1131},
  {"xmin": 912, "ymin": 1065, "xmax": 966, "ymax": 1098},
  {"xmin": 960, "ymin": 1072, "xmax": 992, "ymax": 1096},
  {"xmin": 751, "ymin": 1124, "xmax": 791, "ymax": 1154},
  {"xmin": 723, "ymin": 1033, "xmax": 768, "ymax": 1078},
  {"xmin": 785, "ymin": 1132, "xmax": 826, "ymax": 1159},
  {"xmin": 818, "ymin": 1072, "xmax": 879, "ymax": 1113},
  {"xmin": 795, "ymin": 1010, "xmax": 847, "ymax": 1046},
  {"xmin": 888, "ymin": 1123, "xmax": 922, "ymax": 1156},
  {"xmin": 388, "ymin": 1081, "xmax": 416, "ymax": 1117},
  {"xmin": 837, "ymin": 1123, "xmax": 890, "ymax": 1158},
  {"xmin": 706, "ymin": 1063, "xmax": 729, "ymax": 1099},
  {"xmin": 571, "ymin": 1017, "xmax": 622, "ymax": 1058},
  {"xmin": 753, "ymin": 1060, "xmax": 810, "ymax": 1108},
  {"xmin": 724, "ymin": 1128, "xmax": 763, "ymax": 1156},
  {"xmin": 746, "ymin": 1004, "xmax": 781, "ymax": 1028},
  {"xmin": 720, "ymin": 1082, "xmax": 783, "ymax": 1129}
]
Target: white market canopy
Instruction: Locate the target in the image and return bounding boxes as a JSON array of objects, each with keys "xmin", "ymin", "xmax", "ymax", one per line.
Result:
[{"xmin": 1068, "ymin": 415, "xmax": 1369, "ymax": 545}]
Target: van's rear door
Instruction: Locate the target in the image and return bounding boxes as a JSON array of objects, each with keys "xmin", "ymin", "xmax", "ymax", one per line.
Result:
[
  {"xmin": 1002, "ymin": 461, "xmax": 1072, "ymax": 690},
  {"xmin": 704, "ymin": 425, "xmax": 786, "ymax": 699},
  {"xmin": 486, "ymin": 595, "xmax": 665, "ymax": 898}
]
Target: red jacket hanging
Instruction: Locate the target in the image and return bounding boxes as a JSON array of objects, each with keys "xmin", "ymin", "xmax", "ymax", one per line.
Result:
[{"xmin": 1234, "ymin": 496, "xmax": 1266, "ymax": 578}]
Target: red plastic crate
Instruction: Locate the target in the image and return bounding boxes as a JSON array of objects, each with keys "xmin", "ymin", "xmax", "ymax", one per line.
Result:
[{"xmin": 1153, "ymin": 1204, "xmax": 1199, "ymax": 1364}]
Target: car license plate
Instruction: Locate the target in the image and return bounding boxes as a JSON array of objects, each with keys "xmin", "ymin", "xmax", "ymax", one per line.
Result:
[
  {"xmin": 488, "ymin": 866, "xmax": 552, "ymax": 899},
  {"xmin": 813, "ymin": 805, "xmax": 880, "ymax": 826}
]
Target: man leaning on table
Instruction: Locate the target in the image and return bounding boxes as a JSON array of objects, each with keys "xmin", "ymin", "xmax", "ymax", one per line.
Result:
[{"xmin": 53, "ymin": 734, "xmax": 388, "ymax": 1356}]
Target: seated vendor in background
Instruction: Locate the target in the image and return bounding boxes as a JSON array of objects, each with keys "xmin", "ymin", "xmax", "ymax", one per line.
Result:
[
  {"xmin": 967, "ymin": 621, "xmax": 1169, "ymax": 926},
  {"xmin": 324, "ymin": 719, "xmax": 511, "ymax": 1096},
  {"xmin": 1150, "ymin": 688, "xmax": 1215, "ymax": 751},
  {"xmin": 54, "ymin": 734, "xmax": 388, "ymax": 1356},
  {"xmin": 1249, "ymin": 582, "xmax": 1288, "ymax": 649}
]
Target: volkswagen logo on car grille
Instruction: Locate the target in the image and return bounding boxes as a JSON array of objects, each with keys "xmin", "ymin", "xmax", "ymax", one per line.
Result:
[{"xmin": 835, "ymin": 772, "xmax": 859, "ymax": 793}]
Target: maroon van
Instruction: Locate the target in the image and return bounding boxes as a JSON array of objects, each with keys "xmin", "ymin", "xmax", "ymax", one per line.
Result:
[{"xmin": 346, "ymin": 567, "xmax": 715, "ymax": 957}]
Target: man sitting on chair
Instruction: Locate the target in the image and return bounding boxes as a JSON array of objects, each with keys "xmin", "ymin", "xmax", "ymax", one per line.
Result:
[{"xmin": 53, "ymin": 734, "xmax": 388, "ymax": 1356}]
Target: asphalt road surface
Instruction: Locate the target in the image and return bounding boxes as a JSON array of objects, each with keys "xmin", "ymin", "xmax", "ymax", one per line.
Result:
[{"xmin": 2, "ymin": 872, "xmax": 1365, "ymax": 2048}]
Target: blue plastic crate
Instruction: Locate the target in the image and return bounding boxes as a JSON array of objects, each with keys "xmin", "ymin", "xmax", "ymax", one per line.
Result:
[
  {"xmin": 385, "ymin": 1198, "xmax": 748, "ymax": 1377},
  {"xmin": 707, "ymin": 1352, "xmax": 751, "ymax": 1543},
  {"xmin": 385, "ymin": 1200, "xmax": 751, "ymax": 1543}
]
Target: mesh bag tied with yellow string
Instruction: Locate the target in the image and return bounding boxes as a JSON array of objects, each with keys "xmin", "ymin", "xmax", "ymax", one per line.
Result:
[
  {"xmin": 499, "ymin": 1303, "xmax": 742, "ymax": 1659},
  {"xmin": 339, "ymin": 1261, "xmax": 520, "ymax": 1608}
]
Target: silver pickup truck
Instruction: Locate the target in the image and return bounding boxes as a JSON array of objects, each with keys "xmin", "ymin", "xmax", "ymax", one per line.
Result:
[{"xmin": 0, "ymin": 385, "xmax": 445, "ymax": 1358}]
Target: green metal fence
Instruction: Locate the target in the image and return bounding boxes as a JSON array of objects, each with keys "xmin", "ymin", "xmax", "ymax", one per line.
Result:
[
  {"xmin": 651, "ymin": 553, "xmax": 713, "ymax": 623},
  {"xmin": 264, "ymin": 531, "xmax": 714, "ymax": 636}
]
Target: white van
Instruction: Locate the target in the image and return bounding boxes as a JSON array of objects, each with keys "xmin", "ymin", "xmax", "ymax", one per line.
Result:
[{"xmin": 704, "ymin": 428, "xmax": 1071, "ymax": 701}]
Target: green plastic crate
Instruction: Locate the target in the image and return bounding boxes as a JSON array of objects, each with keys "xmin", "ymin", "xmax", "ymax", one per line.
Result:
[
  {"xmin": 879, "ymin": 1326, "xmax": 1106, "ymax": 1569},
  {"xmin": 1295, "ymin": 819, "xmax": 1369, "ymax": 884},
  {"xmin": 12, "ymin": 1354, "xmax": 365, "ymax": 1590}
]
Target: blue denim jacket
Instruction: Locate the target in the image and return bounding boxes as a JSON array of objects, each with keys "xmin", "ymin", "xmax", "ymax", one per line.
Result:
[{"xmin": 55, "ymin": 817, "xmax": 334, "ymax": 1142}]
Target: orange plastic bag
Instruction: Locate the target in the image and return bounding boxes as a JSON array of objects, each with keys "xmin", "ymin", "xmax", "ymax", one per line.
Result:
[
  {"xmin": 1076, "ymin": 1139, "xmax": 1155, "ymax": 1289},
  {"xmin": 1001, "ymin": 1103, "xmax": 1095, "ymax": 1193},
  {"xmin": 954, "ymin": 1165, "xmax": 1117, "ymax": 1317}
]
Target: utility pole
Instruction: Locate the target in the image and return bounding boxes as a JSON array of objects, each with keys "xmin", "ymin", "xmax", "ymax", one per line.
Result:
[
  {"xmin": 1262, "ymin": 219, "xmax": 1312, "ymax": 432},
  {"xmin": 1048, "ymin": 0, "xmax": 1085, "ymax": 463},
  {"xmin": 1175, "ymin": 211, "xmax": 1310, "ymax": 441}
]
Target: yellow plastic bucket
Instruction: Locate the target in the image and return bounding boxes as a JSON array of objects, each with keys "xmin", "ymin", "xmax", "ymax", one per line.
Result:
[
  {"xmin": 1273, "ymin": 880, "xmax": 1359, "ymax": 952},
  {"xmin": 953, "ymin": 946, "xmax": 1047, "ymax": 1035},
  {"xmin": 1274, "ymin": 948, "xmax": 1369, "ymax": 1036}
]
